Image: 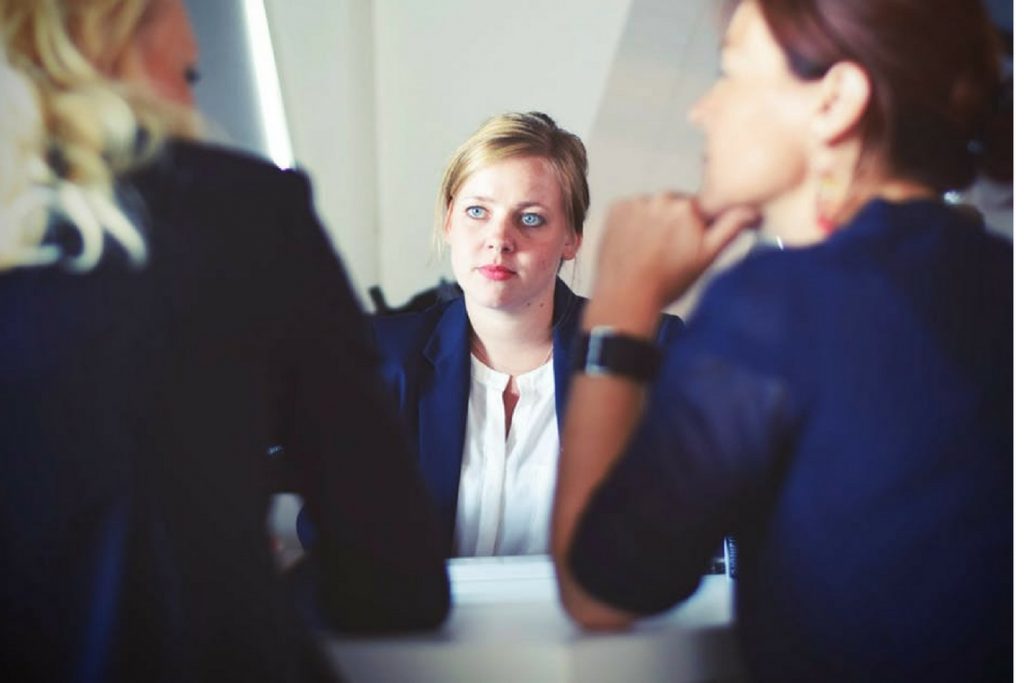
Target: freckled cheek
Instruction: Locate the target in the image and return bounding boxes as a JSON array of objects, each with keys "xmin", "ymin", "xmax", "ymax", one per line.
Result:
[{"xmin": 530, "ymin": 249, "xmax": 564, "ymax": 277}]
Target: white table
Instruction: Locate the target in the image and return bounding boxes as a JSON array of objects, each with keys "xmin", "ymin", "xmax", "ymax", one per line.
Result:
[{"xmin": 323, "ymin": 556, "xmax": 747, "ymax": 683}]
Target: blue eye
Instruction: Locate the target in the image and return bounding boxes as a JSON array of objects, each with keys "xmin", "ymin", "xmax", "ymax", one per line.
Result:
[
  {"xmin": 520, "ymin": 213, "xmax": 544, "ymax": 227},
  {"xmin": 466, "ymin": 206, "xmax": 486, "ymax": 219}
]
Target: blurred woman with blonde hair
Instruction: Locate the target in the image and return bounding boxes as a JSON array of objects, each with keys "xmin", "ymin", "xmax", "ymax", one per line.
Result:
[
  {"xmin": 0, "ymin": 1, "xmax": 449, "ymax": 680},
  {"xmin": 0, "ymin": 0, "xmax": 199, "ymax": 272}
]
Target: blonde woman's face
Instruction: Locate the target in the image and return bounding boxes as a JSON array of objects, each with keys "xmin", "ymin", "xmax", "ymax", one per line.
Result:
[
  {"xmin": 120, "ymin": 0, "xmax": 199, "ymax": 105},
  {"xmin": 445, "ymin": 155, "xmax": 580, "ymax": 315}
]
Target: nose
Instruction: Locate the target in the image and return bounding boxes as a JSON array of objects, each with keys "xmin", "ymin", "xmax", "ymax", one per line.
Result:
[{"xmin": 485, "ymin": 214, "xmax": 515, "ymax": 253}]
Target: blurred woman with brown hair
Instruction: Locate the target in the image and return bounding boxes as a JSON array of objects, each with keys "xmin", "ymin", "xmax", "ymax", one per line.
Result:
[{"xmin": 553, "ymin": 0, "xmax": 1011, "ymax": 680}]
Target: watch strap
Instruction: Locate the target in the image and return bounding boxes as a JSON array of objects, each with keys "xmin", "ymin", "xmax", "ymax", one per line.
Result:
[{"xmin": 572, "ymin": 326, "xmax": 662, "ymax": 382}]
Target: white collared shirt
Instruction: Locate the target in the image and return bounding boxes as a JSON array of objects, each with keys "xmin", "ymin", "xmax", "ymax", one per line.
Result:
[{"xmin": 454, "ymin": 354, "xmax": 559, "ymax": 557}]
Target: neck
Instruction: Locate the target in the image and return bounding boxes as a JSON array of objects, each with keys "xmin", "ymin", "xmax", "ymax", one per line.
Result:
[
  {"xmin": 763, "ymin": 173, "xmax": 936, "ymax": 247},
  {"xmin": 829, "ymin": 177, "xmax": 937, "ymax": 231},
  {"xmin": 466, "ymin": 290, "xmax": 556, "ymax": 376},
  {"xmin": 761, "ymin": 179, "xmax": 819, "ymax": 246}
]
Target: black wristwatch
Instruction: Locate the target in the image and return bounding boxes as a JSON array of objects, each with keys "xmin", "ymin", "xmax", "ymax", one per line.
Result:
[{"xmin": 572, "ymin": 325, "xmax": 662, "ymax": 382}]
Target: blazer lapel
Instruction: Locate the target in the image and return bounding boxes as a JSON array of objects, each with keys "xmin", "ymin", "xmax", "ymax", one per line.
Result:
[
  {"xmin": 419, "ymin": 298, "xmax": 472, "ymax": 550},
  {"xmin": 552, "ymin": 278, "xmax": 584, "ymax": 426}
]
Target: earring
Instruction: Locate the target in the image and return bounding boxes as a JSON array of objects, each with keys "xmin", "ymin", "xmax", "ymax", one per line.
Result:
[{"xmin": 815, "ymin": 175, "xmax": 841, "ymax": 235}]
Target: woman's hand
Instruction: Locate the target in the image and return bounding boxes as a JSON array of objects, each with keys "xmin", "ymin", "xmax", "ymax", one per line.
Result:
[{"xmin": 588, "ymin": 194, "xmax": 757, "ymax": 333}]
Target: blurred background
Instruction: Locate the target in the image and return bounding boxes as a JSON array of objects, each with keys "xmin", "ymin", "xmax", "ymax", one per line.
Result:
[{"xmin": 184, "ymin": 0, "xmax": 1012, "ymax": 316}]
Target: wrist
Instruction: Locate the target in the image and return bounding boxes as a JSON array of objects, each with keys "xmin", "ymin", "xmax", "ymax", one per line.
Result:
[
  {"xmin": 572, "ymin": 325, "xmax": 663, "ymax": 382},
  {"xmin": 582, "ymin": 291, "xmax": 662, "ymax": 338}
]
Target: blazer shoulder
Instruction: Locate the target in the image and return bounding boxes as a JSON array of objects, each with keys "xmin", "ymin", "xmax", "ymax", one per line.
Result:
[
  {"xmin": 132, "ymin": 138, "xmax": 312, "ymax": 201},
  {"xmin": 372, "ymin": 302, "xmax": 452, "ymax": 362}
]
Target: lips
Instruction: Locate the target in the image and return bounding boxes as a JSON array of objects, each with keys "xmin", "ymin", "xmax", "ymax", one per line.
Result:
[{"xmin": 478, "ymin": 265, "xmax": 515, "ymax": 281}]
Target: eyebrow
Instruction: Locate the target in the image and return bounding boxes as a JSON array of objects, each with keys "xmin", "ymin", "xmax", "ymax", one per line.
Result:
[{"xmin": 461, "ymin": 196, "xmax": 550, "ymax": 211}]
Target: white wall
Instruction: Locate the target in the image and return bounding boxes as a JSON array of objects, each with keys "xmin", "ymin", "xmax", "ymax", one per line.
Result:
[
  {"xmin": 185, "ymin": 0, "xmax": 267, "ymax": 158},
  {"xmin": 264, "ymin": 0, "xmax": 380, "ymax": 299}
]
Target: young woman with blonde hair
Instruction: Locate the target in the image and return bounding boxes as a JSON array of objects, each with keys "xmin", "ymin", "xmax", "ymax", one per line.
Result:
[{"xmin": 371, "ymin": 111, "xmax": 683, "ymax": 556}]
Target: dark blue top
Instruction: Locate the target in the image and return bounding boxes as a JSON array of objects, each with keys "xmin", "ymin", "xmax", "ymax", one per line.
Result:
[
  {"xmin": 0, "ymin": 141, "xmax": 449, "ymax": 683},
  {"xmin": 372, "ymin": 278, "xmax": 685, "ymax": 553},
  {"xmin": 569, "ymin": 199, "xmax": 1011, "ymax": 682}
]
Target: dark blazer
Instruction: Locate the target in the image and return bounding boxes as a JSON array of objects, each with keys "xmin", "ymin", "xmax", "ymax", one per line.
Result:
[
  {"xmin": 0, "ymin": 141, "xmax": 449, "ymax": 683},
  {"xmin": 372, "ymin": 279, "xmax": 684, "ymax": 552},
  {"xmin": 569, "ymin": 199, "xmax": 1011, "ymax": 681}
]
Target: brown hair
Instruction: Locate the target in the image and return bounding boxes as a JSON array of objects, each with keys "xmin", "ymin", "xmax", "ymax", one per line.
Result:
[
  {"xmin": 755, "ymin": 0, "xmax": 1006, "ymax": 191},
  {"xmin": 434, "ymin": 111, "xmax": 589, "ymax": 250}
]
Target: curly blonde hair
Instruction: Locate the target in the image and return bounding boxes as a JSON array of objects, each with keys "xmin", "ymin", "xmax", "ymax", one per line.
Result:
[{"xmin": 0, "ymin": 0, "xmax": 200, "ymax": 272}]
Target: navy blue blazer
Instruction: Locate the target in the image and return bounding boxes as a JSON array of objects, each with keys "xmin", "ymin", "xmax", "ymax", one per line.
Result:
[
  {"xmin": 569, "ymin": 199, "xmax": 1011, "ymax": 681},
  {"xmin": 0, "ymin": 141, "xmax": 449, "ymax": 683},
  {"xmin": 372, "ymin": 278, "xmax": 684, "ymax": 552}
]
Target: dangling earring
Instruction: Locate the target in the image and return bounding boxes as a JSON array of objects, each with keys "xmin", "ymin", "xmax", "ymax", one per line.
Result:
[{"xmin": 815, "ymin": 174, "xmax": 841, "ymax": 235}]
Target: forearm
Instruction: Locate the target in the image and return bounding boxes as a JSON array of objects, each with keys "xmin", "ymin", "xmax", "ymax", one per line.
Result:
[
  {"xmin": 552, "ymin": 195, "xmax": 751, "ymax": 628},
  {"xmin": 551, "ymin": 294, "xmax": 662, "ymax": 629},
  {"xmin": 316, "ymin": 546, "xmax": 450, "ymax": 632},
  {"xmin": 285, "ymin": 541, "xmax": 450, "ymax": 634}
]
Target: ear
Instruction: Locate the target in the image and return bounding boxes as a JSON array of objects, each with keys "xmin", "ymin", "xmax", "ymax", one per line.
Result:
[
  {"xmin": 561, "ymin": 229, "xmax": 582, "ymax": 261},
  {"xmin": 810, "ymin": 61, "xmax": 872, "ymax": 145}
]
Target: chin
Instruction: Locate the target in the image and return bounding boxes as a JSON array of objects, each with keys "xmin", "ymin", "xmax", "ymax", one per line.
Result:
[
  {"xmin": 694, "ymin": 188, "xmax": 729, "ymax": 221},
  {"xmin": 697, "ymin": 184, "xmax": 763, "ymax": 223},
  {"xmin": 463, "ymin": 283, "xmax": 512, "ymax": 310}
]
